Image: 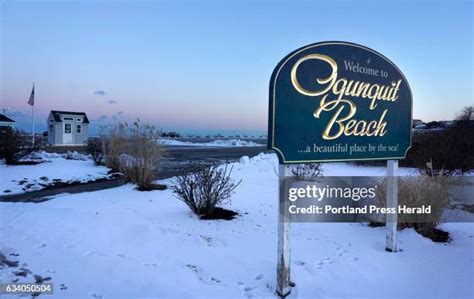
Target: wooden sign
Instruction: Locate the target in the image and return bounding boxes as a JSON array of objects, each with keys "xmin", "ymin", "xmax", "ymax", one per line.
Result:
[{"xmin": 269, "ymin": 41, "xmax": 412, "ymax": 297}]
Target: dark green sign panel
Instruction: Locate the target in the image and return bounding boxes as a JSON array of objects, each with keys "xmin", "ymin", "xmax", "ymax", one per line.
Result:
[{"xmin": 268, "ymin": 41, "xmax": 412, "ymax": 164}]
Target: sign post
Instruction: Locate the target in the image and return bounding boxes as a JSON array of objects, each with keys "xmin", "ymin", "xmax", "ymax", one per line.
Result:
[
  {"xmin": 385, "ymin": 160, "xmax": 398, "ymax": 252},
  {"xmin": 276, "ymin": 165, "xmax": 292, "ymax": 297},
  {"xmin": 268, "ymin": 41, "xmax": 412, "ymax": 296}
]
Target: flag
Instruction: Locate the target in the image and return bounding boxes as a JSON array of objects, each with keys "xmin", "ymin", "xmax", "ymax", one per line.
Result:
[{"xmin": 27, "ymin": 85, "xmax": 35, "ymax": 106}]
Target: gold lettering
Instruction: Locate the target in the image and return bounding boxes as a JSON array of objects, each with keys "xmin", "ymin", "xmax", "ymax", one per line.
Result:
[
  {"xmin": 367, "ymin": 84, "xmax": 380, "ymax": 109},
  {"xmin": 377, "ymin": 85, "xmax": 390, "ymax": 100},
  {"xmin": 389, "ymin": 80, "xmax": 402, "ymax": 101},
  {"xmin": 289, "ymin": 54, "xmax": 402, "ymax": 140},
  {"xmin": 314, "ymin": 99, "xmax": 356, "ymax": 140},
  {"xmin": 356, "ymin": 82, "xmax": 371, "ymax": 97},
  {"xmin": 291, "ymin": 54, "xmax": 338, "ymax": 97}
]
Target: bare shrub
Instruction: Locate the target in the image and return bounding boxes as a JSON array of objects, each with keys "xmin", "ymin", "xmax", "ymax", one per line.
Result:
[
  {"xmin": 104, "ymin": 124, "xmax": 126, "ymax": 172},
  {"xmin": 87, "ymin": 137, "xmax": 105, "ymax": 165},
  {"xmin": 447, "ymin": 105, "xmax": 474, "ymax": 174},
  {"xmin": 291, "ymin": 163, "xmax": 323, "ymax": 181},
  {"xmin": 375, "ymin": 173, "xmax": 450, "ymax": 236},
  {"xmin": 405, "ymin": 106, "xmax": 474, "ymax": 175},
  {"xmin": 102, "ymin": 120, "xmax": 165, "ymax": 189},
  {"xmin": 0, "ymin": 127, "xmax": 34, "ymax": 165},
  {"xmin": 172, "ymin": 164, "xmax": 242, "ymax": 217}
]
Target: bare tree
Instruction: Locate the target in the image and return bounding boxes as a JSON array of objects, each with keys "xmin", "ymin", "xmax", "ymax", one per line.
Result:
[{"xmin": 457, "ymin": 105, "xmax": 473, "ymax": 121}]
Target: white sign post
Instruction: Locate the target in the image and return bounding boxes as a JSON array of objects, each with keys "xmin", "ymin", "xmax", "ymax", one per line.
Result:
[
  {"xmin": 276, "ymin": 164, "xmax": 292, "ymax": 297},
  {"xmin": 385, "ymin": 160, "xmax": 398, "ymax": 252}
]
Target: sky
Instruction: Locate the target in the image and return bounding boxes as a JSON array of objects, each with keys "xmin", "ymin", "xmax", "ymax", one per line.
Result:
[{"xmin": 0, "ymin": 0, "xmax": 472, "ymax": 135}]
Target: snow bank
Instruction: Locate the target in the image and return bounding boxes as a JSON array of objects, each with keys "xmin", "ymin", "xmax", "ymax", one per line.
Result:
[
  {"xmin": 24, "ymin": 150, "xmax": 90, "ymax": 161},
  {"xmin": 239, "ymin": 155, "xmax": 250, "ymax": 164},
  {"xmin": 0, "ymin": 151, "xmax": 112, "ymax": 195},
  {"xmin": 238, "ymin": 153, "xmax": 418, "ymax": 176},
  {"xmin": 159, "ymin": 138, "xmax": 261, "ymax": 147}
]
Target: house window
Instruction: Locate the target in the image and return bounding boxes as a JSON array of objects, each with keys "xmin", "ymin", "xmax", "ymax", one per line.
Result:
[
  {"xmin": 64, "ymin": 117, "xmax": 73, "ymax": 121},
  {"xmin": 77, "ymin": 124, "xmax": 82, "ymax": 134},
  {"xmin": 49, "ymin": 125, "xmax": 53, "ymax": 133},
  {"xmin": 65, "ymin": 124, "xmax": 72, "ymax": 134},
  {"xmin": 76, "ymin": 118, "xmax": 82, "ymax": 122}
]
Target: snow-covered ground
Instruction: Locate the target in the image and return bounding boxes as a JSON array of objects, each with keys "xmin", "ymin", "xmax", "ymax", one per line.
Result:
[
  {"xmin": 0, "ymin": 151, "xmax": 112, "ymax": 195},
  {"xmin": 0, "ymin": 153, "xmax": 472, "ymax": 298},
  {"xmin": 159, "ymin": 138, "xmax": 261, "ymax": 147}
]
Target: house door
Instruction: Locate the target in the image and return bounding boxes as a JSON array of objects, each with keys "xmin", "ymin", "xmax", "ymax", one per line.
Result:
[{"xmin": 63, "ymin": 123, "xmax": 73, "ymax": 144}]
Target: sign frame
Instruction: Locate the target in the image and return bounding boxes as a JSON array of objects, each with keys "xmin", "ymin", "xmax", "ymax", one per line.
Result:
[
  {"xmin": 268, "ymin": 41, "xmax": 413, "ymax": 164},
  {"xmin": 270, "ymin": 41, "xmax": 412, "ymax": 297}
]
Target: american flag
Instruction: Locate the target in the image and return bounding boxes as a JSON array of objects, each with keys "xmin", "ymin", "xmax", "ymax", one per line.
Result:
[{"xmin": 27, "ymin": 85, "xmax": 35, "ymax": 106}]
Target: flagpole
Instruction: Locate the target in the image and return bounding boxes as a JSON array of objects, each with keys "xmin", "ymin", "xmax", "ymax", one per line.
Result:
[{"xmin": 31, "ymin": 83, "xmax": 35, "ymax": 147}]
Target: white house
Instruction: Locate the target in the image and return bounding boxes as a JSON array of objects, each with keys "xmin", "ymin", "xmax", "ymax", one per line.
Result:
[
  {"xmin": 47, "ymin": 110, "xmax": 89, "ymax": 145},
  {"xmin": 0, "ymin": 113, "xmax": 15, "ymax": 129}
]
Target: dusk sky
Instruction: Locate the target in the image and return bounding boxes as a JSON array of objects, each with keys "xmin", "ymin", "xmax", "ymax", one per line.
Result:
[{"xmin": 1, "ymin": 0, "xmax": 472, "ymax": 135}]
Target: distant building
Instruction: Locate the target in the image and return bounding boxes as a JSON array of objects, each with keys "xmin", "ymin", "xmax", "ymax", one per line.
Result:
[
  {"xmin": 0, "ymin": 114, "xmax": 15, "ymax": 129},
  {"xmin": 412, "ymin": 119, "xmax": 424, "ymax": 128},
  {"xmin": 47, "ymin": 110, "xmax": 89, "ymax": 145}
]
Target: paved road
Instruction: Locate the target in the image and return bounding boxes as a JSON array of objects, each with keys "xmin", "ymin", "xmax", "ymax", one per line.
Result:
[{"xmin": 158, "ymin": 145, "xmax": 268, "ymax": 179}]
